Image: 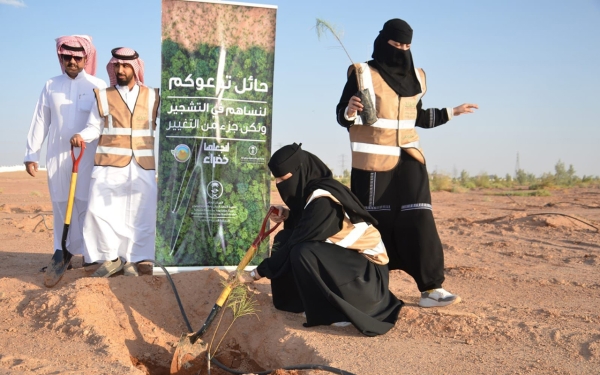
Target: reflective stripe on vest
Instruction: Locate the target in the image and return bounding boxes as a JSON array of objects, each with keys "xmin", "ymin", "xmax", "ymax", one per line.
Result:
[
  {"xmin": 96, "ymin": 146, "xmax": 153, "ymax": 157},
  {"xmin": 305, "ymin": 189, "xmax": 389, "ymax": 265},
  {"xmin": 348, "ymin": 63, "xmax": 426, "ymax": 171},
  {"xmin": 94, "ymin": 86, "xmax": 159, "ymax": 169}
]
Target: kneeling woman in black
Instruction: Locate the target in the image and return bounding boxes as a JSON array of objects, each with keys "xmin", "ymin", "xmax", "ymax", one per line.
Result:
[{"xmin": 251, "ymin": 143, "xmax": 403, "ymax": 336}]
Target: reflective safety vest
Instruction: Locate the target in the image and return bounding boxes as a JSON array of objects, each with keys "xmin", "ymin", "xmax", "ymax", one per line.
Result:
[
  {"xmin": 305, "ymin": 189, "xmax": 389, "ymax": 265},
  {"xmin": 93, "ymin": 86, "xmax": 160, "ymax": 170},
  {"xmin": 348, "ymin": 63, "xmax": 427, "ymax": 171}
]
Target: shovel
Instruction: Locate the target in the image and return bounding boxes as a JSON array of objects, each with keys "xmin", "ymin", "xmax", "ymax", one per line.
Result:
[
  {"xmin": 170, "ymin": 206, "xmax": 281, "ymax": 374},
  {"xmin": 44, "ymin": 143, "xmax": 86, "ymax": 287}
]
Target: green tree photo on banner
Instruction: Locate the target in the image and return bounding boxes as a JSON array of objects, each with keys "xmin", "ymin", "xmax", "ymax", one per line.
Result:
[{"xmin": 157, "ymin": 0, "xmax": 277, "ymax": 267}]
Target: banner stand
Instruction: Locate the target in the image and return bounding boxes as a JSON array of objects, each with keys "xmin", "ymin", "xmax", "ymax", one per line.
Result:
[
  {"xmin": 152, "ymin": 265, "xmax": 257, "ymax": 276},
  {"xmin": 157, "ymin": 0, "xmax": 277, "ymax": 270}
]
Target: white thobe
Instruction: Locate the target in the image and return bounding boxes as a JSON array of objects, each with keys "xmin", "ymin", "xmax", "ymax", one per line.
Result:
[
  {"xmin": 79, "ymin": 84, "xmax": 157, "ymax": 263},
  {"xmin": 24, "ymin": 72, "xmax": 107, "ymax": 253}
]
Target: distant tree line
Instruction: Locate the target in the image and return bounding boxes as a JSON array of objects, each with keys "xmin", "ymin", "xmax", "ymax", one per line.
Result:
[
  {"xmin": 428, "ymin": 160, "xmax": 599, "ymax": 194},
  {"xmin": 327, "ymin": 160, "xmax": 599, "ymax": 194},
  {"xmin": 270, "ymin": 159, "xmax": 598, "ymax": 195}
]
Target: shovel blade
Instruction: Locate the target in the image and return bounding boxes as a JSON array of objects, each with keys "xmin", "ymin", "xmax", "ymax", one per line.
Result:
[
  {"xmin": 43, "ymin": 250, "xmax": 72, "ymax": 287},
  {"xmin": 170, "ymin": 333, "xmax": 209, "ymax": 374}
]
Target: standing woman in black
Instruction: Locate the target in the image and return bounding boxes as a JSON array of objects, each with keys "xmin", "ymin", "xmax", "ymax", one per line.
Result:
[{"xmin": 336, "ymin": 18, "xmax": 478, "ymax": 307}]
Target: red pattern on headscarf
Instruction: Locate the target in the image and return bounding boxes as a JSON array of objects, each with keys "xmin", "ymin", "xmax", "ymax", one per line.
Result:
[
  {"xmin": 55, "ymin": 35, "xmax": 97, "ymax": 76},
  {"xmin": 106, "ymin": 47, "xmax": 145, "ymax": 87}
]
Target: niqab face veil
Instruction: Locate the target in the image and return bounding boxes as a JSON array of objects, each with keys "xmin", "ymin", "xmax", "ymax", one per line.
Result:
[
  {"xmin": 369, "ymin": 18, "xmax": 421, "ymax": 97},
  {"xmin": 268, "ymin": 143, "xmax": 331, "ymax": 214}
]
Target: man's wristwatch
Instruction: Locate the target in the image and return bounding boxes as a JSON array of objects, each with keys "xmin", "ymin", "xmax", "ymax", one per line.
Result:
[{"xmin": 250, "ymin": 270, "xmax": 261, "ymax": 280}]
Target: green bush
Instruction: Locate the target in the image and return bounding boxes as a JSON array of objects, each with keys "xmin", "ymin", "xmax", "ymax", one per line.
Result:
[{"xmin": 430, "ymin": 171, "xmax": 453, "ymax": 192}]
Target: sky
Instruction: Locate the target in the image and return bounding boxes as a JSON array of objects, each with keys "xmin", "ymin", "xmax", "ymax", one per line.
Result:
[{"xmin": 1, "ymin": 0, "xmax": 599, "ymax": 177}]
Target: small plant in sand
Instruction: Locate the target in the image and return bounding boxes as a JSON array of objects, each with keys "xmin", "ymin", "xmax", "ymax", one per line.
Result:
[
  {"xmin": 207, "ymin": 277, "xmax": 260, "ymax": 372},
  {"xmin": 30, "ymin": 190, "xmax": 42, "ymax": 197}
]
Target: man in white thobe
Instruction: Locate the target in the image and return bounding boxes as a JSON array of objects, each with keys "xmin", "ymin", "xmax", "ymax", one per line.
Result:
[
  {"xmin": 24, "ymin": 35, "xmax": 106, "ymax": 286},
  {"xmin": 71, "ymin": 47, "xmax": 160, "ymax": 277}
]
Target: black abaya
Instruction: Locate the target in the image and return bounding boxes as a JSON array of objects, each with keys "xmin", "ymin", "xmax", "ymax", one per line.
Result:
[{"xmin": 257, "ymin": 196, "xmax": 403, "ymax": 336}]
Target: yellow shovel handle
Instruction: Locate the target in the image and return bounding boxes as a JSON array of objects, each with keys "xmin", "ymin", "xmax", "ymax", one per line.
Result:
[
  {"xmin": 236, "ymin": 245, "xmax": 258, "ymax": 272},
  {"xmin": 64, "ymin": 173, "xmax": 78, "ymax": 225}
]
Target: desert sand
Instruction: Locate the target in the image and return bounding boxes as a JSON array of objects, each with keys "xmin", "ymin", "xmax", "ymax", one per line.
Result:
[{"xmin": 1, "ymin": 170, "xmax": 599, "ymax": 375}]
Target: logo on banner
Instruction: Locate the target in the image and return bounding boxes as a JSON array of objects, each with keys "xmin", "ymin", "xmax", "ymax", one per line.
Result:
[
  {"xmin": 207, "ymin": 180, "xmax": 224, "ymax": 199},
  {"xmin": 171, "ymin": 144, "xmax": 191, "ymax": 162},
  {"xmin": 240, "ymin": 144, "xmax": 265, "ymax": 165}
]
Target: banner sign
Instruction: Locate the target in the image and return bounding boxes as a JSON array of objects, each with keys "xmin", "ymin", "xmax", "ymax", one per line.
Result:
[{"xmin": 157, "ymin": 0, "xmax": 277, "ymax": 267}]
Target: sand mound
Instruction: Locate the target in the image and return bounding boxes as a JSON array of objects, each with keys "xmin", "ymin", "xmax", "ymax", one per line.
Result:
[
  {"xmin": 2, "ymin": 173, "xmax": 600, "ymax": 374},
  {"xmin": 15, "ymin": 269, "xmax": 323, "ymax": 375}
]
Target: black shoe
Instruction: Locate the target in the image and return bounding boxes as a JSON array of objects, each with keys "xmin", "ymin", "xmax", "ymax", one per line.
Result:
[{"xmin": 43, "ymin": 250, "xmax": 72, "ymax": 287}]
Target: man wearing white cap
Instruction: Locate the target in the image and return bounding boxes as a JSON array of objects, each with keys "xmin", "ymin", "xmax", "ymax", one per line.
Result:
[
  {"xmin": 71, "ymin": 47, "xmax": 160, "ymax": 277},
  {"xmin": 24, "ymin": 35, "xmax": 107, "ymax": 286}
]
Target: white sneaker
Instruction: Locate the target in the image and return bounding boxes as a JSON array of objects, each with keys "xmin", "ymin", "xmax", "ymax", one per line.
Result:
[
  {"xmin": 419, "ymin": 288, "xmax": 461, "ymax": 308},
  {"xmin": 331, "ymin": 321, "xmax": 352, "ymax": 327}
]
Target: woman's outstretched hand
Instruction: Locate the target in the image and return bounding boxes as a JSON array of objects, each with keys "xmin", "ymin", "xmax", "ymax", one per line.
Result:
[{"xmin": 452, "ymin": 103, "xmax": 479, "ymax": 116}]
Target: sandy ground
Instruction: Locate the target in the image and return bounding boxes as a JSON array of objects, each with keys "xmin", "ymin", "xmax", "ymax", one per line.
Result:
[{"xmin": 1, "ymin": 170, "xmax": 599, "ymax": 375}]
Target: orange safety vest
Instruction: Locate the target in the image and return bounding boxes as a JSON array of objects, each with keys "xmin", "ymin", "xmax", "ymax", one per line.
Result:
[
  {"xmin": 305, "ymin": 189, "xmax": 389, "ymax": 265},
  {"xmin": 93, "ymin": 86, "xmax": 160, "ymax": 170},
  {"xmin": 348, "ymin": 63, "xmax": 427, "ymax": 171}
]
